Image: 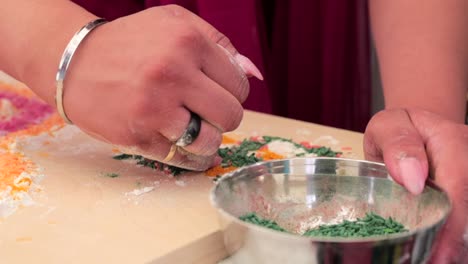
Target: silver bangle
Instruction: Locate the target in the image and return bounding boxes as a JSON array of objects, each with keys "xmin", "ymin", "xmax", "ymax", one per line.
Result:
[{"xmin": 55, "ymin": 18, "xmax": 108, "ymax": 124}]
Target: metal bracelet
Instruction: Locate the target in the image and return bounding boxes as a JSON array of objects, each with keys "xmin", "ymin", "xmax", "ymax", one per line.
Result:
[{"xmin": 55, "ymin": 18, "xmax": 108, "ymax": 124}]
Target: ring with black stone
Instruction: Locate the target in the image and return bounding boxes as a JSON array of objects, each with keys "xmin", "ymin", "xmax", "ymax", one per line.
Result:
[{"xmin": 175, "ymin": 112, "xmax": 201, "ymax": 147}]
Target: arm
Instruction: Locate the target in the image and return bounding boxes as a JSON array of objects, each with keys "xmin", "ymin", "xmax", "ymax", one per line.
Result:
[
  {"xmin": 367, "ymin": 1, "xmax": 468, "ymax": 262},
  {"xmin": 0, "ymin": 0, "xmax": 96, "ymax": 105},
  {"xmin": 370, "ymin": 0, "xmax": 468, "ymax": 123},
  {"xmin": 0, "ymin": 1, "xmax": 259, "ymax": 170}
]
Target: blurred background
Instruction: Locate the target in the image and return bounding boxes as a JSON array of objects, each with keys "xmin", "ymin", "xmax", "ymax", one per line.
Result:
[{"xmin": 2, "ymin": 0, "xmax": 466, "ymax": 131}]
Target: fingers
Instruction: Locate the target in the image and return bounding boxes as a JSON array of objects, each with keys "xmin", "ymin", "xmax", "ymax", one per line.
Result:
[
  {"xmin": 149, "ymin": 106, "xmax": 223, "ymax": 157},
  {"xmin": 429, "ymin": 144, "xmax": 468, "ymax": 263},
  {"xmin": 81, "ymin": 5, "xmax": 260, "ymax": 170},
  {"xmin": 215, "ymin": 44, "xmax": 264, "ymax": 81},
  {"xmin": 121, "ymin": 108, "xmax": 219, "ymax": 171},
  {"xmin": 364, "ymin": 109, "xmax": 429, "ymax": 194},
  {"xmin": 367, "ymin": 109, "xmax": 468, "ymax": 262},
  {"xmin": 148, "ymin": 70, "xmax": 243, "ymax": 154},
  {"xmin": 430, "ymin": 174, "xmax": 468, "ymax": 263},
  {"xmin": 409, "ymin": 110, "xmax": 468, "ymax": 262},
  {"xmin": 125, "ymin": 133, "xmax": 217, "ymax": 171},
  {"xmin": 199, "ymin": 43, "xmax": 250, "ymax": 103},
  {"xmin": 182, "ymin": 73, "xmax": 244, "ymax": 132},
  {"xmin": 160, "ymin": 5, "xmax": 237, "ymax": 55},
  {"xmin": 129, "ymin": 72, "xmax": 244, "ymax": 160}
]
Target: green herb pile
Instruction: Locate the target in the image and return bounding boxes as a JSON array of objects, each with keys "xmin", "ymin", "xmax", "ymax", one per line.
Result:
[
  {"xmin": 302, "ymin": 212, "xmax": 408, "ymax": 237},
  {"xmin": 112, "ymin": 154, "xmax": 187, "ymax": 176},
  {"xmin": 239, "ymin": 212, "xmax": 407, "ymax": 238},
  {"xmin": 218, "ymin": 140, "xmax": 263, "ymax": 168},
  {"xmin": 239, "ymin": 212, "xmax": 287, "ymax": 233},
  {"xmin": 218, "ymin": 136, "xmax": 340, "ymax": 168},
  {"xmin": 112, "ymin": 136, "xmax": 341, "ymax": 176}
]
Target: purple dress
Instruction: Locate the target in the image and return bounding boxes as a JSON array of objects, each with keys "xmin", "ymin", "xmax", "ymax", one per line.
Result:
[{"xmin": 73, "ymin": 0, "xmax": 370, "ymax": 132}]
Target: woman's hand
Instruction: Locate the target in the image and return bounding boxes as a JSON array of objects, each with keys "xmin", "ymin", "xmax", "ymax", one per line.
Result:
[
  {"xmin": 364, "ymin": 108, "xmax": 468, "ymax": 263},
  {"xmin": 60, "ymin": 5, "xmax": 261, "ymax": 170}
]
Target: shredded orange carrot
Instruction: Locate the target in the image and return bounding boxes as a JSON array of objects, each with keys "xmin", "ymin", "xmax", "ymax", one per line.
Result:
[
  {"xmin": 205, "ymin": 165, "xmax": 237, "ymax": 177},
  {"xmin": 222, "ymin": 135, "xmax": 238, "ymax": 145},
  {"xmin": 257, "ymin": 150, "xmax": 284, "ymax": 161},
  {"xmin": 0, "ymin": 152, "xmax": 35, "ymax": 192}
]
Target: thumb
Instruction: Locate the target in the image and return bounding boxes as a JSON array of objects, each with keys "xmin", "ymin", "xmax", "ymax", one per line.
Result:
[{"xmin": 364, "ymin": 109, "xmax": 429, "ymax": 194}]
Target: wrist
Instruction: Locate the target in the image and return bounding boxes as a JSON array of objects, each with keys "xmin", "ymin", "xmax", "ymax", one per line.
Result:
[
  {"xmin": 55, "ymin": 18, "xmax": 107, "ymax": 124},
  {"xmin": 17, "ymin": 6, "xmax": 97, "ymax": 106},
  {"xmin": 384, "ymin": 98, "xmax": 466, "ymax": 124}
]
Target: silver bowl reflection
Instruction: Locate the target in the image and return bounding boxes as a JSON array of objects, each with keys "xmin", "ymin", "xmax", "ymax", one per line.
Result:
[{"xmin": 210, "ymin": 158, "xmax": 451, "ymax": 264}]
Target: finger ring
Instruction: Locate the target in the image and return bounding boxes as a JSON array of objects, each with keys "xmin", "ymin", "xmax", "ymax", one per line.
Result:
[
  {"xmin": 162, "ymin": 144, "xmax": 178, "ymax": 163},
  {"xmin": 175, "ymin": 112, "xmax": 201, "ymax": 147}
]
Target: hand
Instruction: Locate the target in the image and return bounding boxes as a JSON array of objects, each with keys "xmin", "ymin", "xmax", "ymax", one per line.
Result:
[
  {"xmin": 364, "ymin": 108, "xmax": 468, "ymax": 263},
  {"xmin": 61, "ymin": 5, "xmax": 262, "ymax": 170}
]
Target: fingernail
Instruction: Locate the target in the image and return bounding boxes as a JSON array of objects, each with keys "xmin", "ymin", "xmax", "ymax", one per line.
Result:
[
  {"xmin": 399, "ymin": 158, "xmax": 426, "ymax": 194},
  {"xmin": 216, "ymin": 44, "xmax": 264, "ymax": 81},
  {"xmin": 234, "ymin": 53, "xmax": 264, "ymax": 80}
]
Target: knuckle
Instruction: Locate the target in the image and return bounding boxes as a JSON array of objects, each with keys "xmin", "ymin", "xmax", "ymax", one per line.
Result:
[
  {"xmin": 140, "ymin": 58, "xmax": 179, "ymax": 83},
  {"xmin": 157, "ymin": 6, "xmax": 204, "ymax": 51},
  {"xmin": 209, "ymin": 29, "xmax": 232, "ymax": 49},
  {"xmin": 174, "ymin": 28, "xmax": 203, "ymax": 50},
  {"xmin": 161, "ymin": 4, "xmax": 189, "ymax": 18}
]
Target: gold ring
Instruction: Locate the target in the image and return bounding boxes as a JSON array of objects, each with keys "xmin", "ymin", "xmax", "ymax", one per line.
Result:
[{"xmin": 162, "ymin": 144, "xmax": 177, "ymax": 163}]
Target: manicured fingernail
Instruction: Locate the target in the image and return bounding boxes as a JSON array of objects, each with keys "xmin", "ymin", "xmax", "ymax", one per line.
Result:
[
  {"xmin": 234, "ymin": 53, "xmax": 264, "ymax": 80},
  {"xmin": 216, "ymin": 44, "xmax": 264, "ymax": 80},
  {"xmin": 399, "ymin": 158, "xmax": 426, "ymax": 194}
]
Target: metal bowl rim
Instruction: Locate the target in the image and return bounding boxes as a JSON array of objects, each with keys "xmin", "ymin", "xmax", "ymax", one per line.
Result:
[{"xmin": 209, "ymin": 157, "xmax": 452, "ymax": 243}]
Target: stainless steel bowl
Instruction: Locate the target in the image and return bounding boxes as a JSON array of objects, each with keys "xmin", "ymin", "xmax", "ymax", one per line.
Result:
[{"xmin": 210, "ymin": 158, "xmax": 451, "ymax": 264}]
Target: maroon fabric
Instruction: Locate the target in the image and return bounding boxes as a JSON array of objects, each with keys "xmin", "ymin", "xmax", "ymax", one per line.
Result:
[
  {"xmin": 270, "ymin": 1, "xmax": 371, "ymax": 131},
  {"xmin": 73, "ymin": 0, "xmax": 144, "ymax": 20},
  {"xmin": 72, "ymin": 0, "xmax": 370, "ymax": 131}
]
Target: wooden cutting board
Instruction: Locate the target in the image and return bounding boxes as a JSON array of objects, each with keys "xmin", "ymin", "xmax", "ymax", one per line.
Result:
[{"xmin": 0, "ymin": 74, "xmax": 364, "ymax": 263}]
